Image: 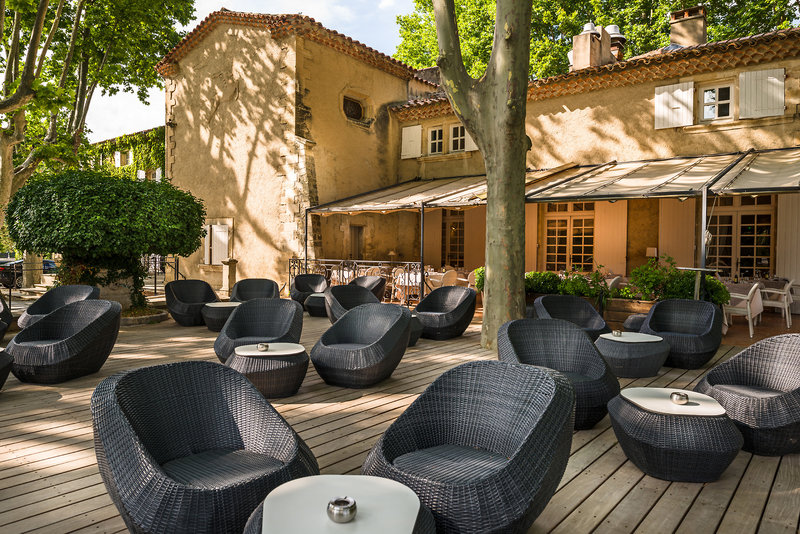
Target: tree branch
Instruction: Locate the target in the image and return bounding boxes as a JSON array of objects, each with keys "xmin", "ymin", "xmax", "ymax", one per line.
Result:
[
  {"xmin": 0, "ymin": 0, "xmax": 6, "ymax": 62},
  {"xmin": 0, "ymin": 0, "xmax": 51, "ymax": 114},
  {"xmin": 4, "ymin": 12, "xmax": 21, "ymax": 96},
  {"xmin": 46, "ymin": 0, "xmax": 85, "ymax": 142},
  {"xmin": 432, "ymin": 0, "xmax": 477, "ymax": 123},
  {"xmin": 36, "ymin": 0, "xmax": 66, "ymax": 78}
]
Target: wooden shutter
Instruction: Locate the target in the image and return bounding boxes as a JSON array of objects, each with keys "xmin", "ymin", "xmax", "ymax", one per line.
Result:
[
  {"xmin": 739, "ymin": 69, "xmax": 785, "ymax": 119},
  {"xmin": 114, "ymin": 151, "xmax": 121, "ymax": 167},
  {"xmin": 464, "ymin": 129, "xmax": 478, "ymax": 152},
  {"xmin": 136, "ymin": 170, "xmax": 146, "ymax": 181},
  {"xmin": 654, "ymin": 82, "xmax": 694, "ymax": 129},
  {"xmin": 400, "ymin": 125, "xmax": 422, "ymax": 159},
  {"xmin": 155, "ymin": 168, "xmax": 162, "ymax": 182},
  {"xmin": 594, "ymin": 200, "xmax": 627, "ymax": 275},
  {"xmin": 211, "ymin": 224, "xmax": 229, "ymax": 265}
]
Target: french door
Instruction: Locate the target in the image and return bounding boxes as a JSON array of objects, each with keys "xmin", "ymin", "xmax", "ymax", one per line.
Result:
[
  {"xmin": 706, "ymin": 196, "xmax": 773, "ymax": 278},
  {"xmin": 544, "ymin": 203, "xmax": 595, "ymax": 272}
]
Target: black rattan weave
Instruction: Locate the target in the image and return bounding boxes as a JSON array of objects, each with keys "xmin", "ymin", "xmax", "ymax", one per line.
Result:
[
  {"xmin": 0, "ymin": 350, "xmax": 12, "ymax": 391},
  {"xmin": 414, "ymin": 286, "xmax": 476, "ymax": 340},
  {"xmin": 290, "ymin": 274, "xmax": 328, "ymax": 304},
  {"xmin": 214, "ymin": 299, "xmax": 303, "ymax": 363},
  {"xmin": 8, "ymin": 300, "xmax": 121, "ymax": 384},
  {"xmin": 226, "ymin": 348, "xmax": 308, "ymax": 398},
  {"xmin": 0, "ymin": 291, "xmax": 13, "ymax": 338},
  {"xmin": 91, "ymin": 361, "xmax": 319, "ymax": 534},
  {"xmin": 324, "ymin": 285, "xmax": 380, "ymax": 323},
  {"xmin": 311, "ymin": 303, "xmax": 410, "ymax": 388},
  {"xmin": 165, "ymin": 280, "xmax": 219, "ymax": 327},
  {"xmin": 595, "ymin": 335, "xmax": 670, "ymax": 378},
  {"xmin": 349, "ymin": 275, "xmax": 387, "ymax": 300},
  {"xmin": 533, "ymin": 294, "xmax": 610, "ymax": 341},
  {"xmin": 408, "ymin": 313, "xmax": 423, "ymax": 346},
  {"xmin": 608, "ymin": 394, "xmax": 743, "ymax": 482},
  {"xmin": 18, "ymin": 284, "xmax": 100, "ymax": 329},
  {"xmin": 303, "ymin": 293, "xmax": 327, "ymax": 316},
  {"xmin": 361, "ymin": 360, "xmax": 575, "ymax": 534},
  {"xmin": 640, "ymin": 299, "xmax": 723, "ymax": 369},
  {"xmin": 230, "ymin": 278, "xmax": 280, "ymax": 301},
  {"xmin": 623, "ymin": 313, "xmax": 647, "ymax": 332},
  {"xmin": 498, "ymin": 318, "xmax": 620, "ymax": 430},
  {"xmin": 694, "ymin": 334, "xmax": 800, "ymax": 456},
  {"xmin": 201, "ymin": 304, "xmax": 239, "ymax": 332}
]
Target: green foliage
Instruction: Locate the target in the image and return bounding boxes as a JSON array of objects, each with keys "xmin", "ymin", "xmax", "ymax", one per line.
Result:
[
  {"xmin": 84, "ymin": 127, "xmax": 166, "ymax": 181},
  {"xmin": 525, "ymin": 270, "xmax": 560, "ymax": 294},
  {"xmin": 473, "ymin": 266, "xmax": 485, "ymax": 292},
  {"xmin": 396, "ymin": 0, "xmax": 799, "ymax": 79},
  {"xmin": 627, "ymin": 255, "xmax": 675, "ymax": 301},
  {"xmin": 620, "ymin": 255, "xmax": 730, "ymax": 306},
  {"xmin": 6, "ymin": 169, "xmax": 206, "ymax": 305}
]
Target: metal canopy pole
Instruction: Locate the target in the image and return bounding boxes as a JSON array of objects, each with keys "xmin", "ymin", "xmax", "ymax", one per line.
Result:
[
  {"xmin": 699, "ymin": 186, "xmax": 708, "ymax": 300},
  {"xmin": 304, "ymin": 209, "xmax": 309, "ymax": 273},
  {"xmin": 420, "ymin": 203, "xmax": 425, "ymax": 301}
]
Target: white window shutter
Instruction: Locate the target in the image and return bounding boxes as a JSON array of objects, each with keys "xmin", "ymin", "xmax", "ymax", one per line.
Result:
[
  {"xmin": 203, "ymin": 225, "xmax": 211, "ymax": 264},
  {"xmin": 211, "ymin": 224, "xmax": 229, "ymax": 265},
  {"xmin": 128, "ymin": 150, "xmax": 134, "ymax": 165},
  {"xmin": 464, "ymin": 129, "xmax": 478, "ymax": 152},
  {"xmin": 114, "ymin": 151, "xmax": 121, "ymax": 167},
  {"xmin": 400, "ymin": 125, "xmax": 422, "ymax": 159},
  {"xmin": 136, "ymin": 170, "xmax": 146, "ymax": 181},
  {"xmin": 740, "ymin": 69, "xmax": 785, "ymax": 119},
  {"xmin": 654, "ymin": 82, "xmax": 694, "ymax": 129},
  {"xmin": 155, "ymin": 168, "xmax": 162, "ymax": 182}
]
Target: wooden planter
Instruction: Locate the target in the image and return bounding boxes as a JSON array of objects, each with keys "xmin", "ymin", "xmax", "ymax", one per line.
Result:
[{"xmin": 604, "ymin": 298, "xmax": 655, "ymax": 326}]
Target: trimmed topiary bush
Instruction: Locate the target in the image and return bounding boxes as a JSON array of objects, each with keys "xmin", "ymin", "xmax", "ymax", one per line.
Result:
[{"xmin": 6, "ymin": 170, "xmax": 206, "ymax": 308}]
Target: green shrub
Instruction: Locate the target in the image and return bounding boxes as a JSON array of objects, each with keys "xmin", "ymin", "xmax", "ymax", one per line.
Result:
[
  {"xmin": 621, "ymin": 254, "xmax": 730, "ymax": 306},
  {"xmin": 524, "ymin": 270, "xmax": 560, "ymax": 294},
  {"xmin": 6, "ymin": 170, "xmax": 206, "ymax": 307},
  {"xmin": 473, "ymin": 266, "xmax": 485, "ymax": 292}
]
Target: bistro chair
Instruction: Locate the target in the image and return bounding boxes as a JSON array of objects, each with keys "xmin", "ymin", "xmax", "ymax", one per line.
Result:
[
  {"xmin": 641, "ymin": 299, "xmax": 723, "ymax": 369},
  {"xmin": 214, "ymin": 298, "xmax": 303, "ymax": 363},
  {"xmin": 533, "ymin": 294, "xmax": 611, "ymax": 341},
  {"xmin": 230, "ymin": 278, "xmax": 280, "ymax": 301},
  {"xmin": 18, "ymin": 284, "xmax": 100, "ymax": 329},
  {"xmin": 165, "ymin": 279, "xmax": 219, "ymax": 326}
]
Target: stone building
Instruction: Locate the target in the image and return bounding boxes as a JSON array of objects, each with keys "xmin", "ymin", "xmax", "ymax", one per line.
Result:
[{"xmin": 158, "ymin": 7, "xmax": 800, "ymax": 288}]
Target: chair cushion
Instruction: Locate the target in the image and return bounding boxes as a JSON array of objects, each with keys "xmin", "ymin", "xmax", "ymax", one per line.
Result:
[
  {"xmin": 328, "ymin": 343, "xmax": 370, "ymax": 351},
  {"xmin": 162, "ymin": 449, "xmax": 285, "ymax": 489},
  {"xmin": 393, "ymin": 444, "xmax": 509, "ymax": 485},
  {"xmin": 715, "ymin": 384, "xmax": 784, "ymax": 399}
]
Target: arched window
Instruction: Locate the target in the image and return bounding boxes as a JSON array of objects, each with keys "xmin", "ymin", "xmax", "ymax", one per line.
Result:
[{"xmin": 342, "ymin": 96, "xmax": 364, "ymax": 121}]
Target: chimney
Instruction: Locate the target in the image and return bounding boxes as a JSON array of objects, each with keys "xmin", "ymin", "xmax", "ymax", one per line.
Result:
[
  {"xmin": 606, "ymin": 25, "xmax": 626, "ymax": 61},
  {"xmin": 669, "ymin": 6, "xmax": 707, "ymax": 46},
  {"xmin": 570, "ymin": 23, "xmax": 617, "ymax": 71}
]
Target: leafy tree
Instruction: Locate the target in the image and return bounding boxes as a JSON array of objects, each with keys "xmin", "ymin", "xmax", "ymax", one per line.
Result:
[
  {"xmin": 0, "ymin": 0, "xmax": 194, "ymax": 207},
  {"xmin": 398, "ymin": 0, "xmax": 800, "ymax": 79},
  {"xmin": 6, "ymin": 169, "xmax": 206, "ymax": 307}
]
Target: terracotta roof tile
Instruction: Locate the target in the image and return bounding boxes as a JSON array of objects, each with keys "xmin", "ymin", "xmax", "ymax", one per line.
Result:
[{"xmin": 156, "ymin": 10, "xmax": 437, "ymax": 87}]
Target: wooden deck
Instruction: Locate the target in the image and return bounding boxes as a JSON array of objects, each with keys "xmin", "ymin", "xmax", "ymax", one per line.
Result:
[{"xmin": 0, "ymin": 315, "xmax": 798, "ymax": 533}]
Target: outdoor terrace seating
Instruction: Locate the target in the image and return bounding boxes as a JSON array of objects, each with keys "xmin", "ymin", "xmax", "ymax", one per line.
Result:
[
  {"xmin": 362, "ymin": 360, "xmax": 574, "ymax": 533},
  {"xmin": 17, "ymin": 284, "xmax": 100, "ymax": 329},
  {"xmin": 230, "ymin": 278, "xmax": 280, "ymax": 301},
  {"xmin": 0, "ymin": 350, "xmax": 12, "ymax": 391},
  {"xmin": 165, "ymin": 279, "xmax": 219, "ymax": 326},
  {"xmin": 91, "ymin": 360, "xmax": 319, "ymax": 534},
  {"xmin": 8, "ymin": 300, "xmax": 121, "ymax": 384},
  {"xmin": 414, "ymin": 286, "xmax": 476, "ymax": 340},
  {"xmin": 533, "ymin": 294, "xmax": 611, "ymax": 341},
  {"xmin": 0, "ymin": 291, "xmax": 12, "ymax": 338},
  {"xmin": 214, "ymin": 298, "xmax": 303, "ymax": 363},
  {"xmin": 323, "ymin": 284, "xmax": 380, "ymax": 323},
  {"xmin": 349, "ymin": 274, "xmax": 387, "ymax": 300},
  {"xmin": 311, "ymin": 303, "xmax": 410, "ymax": 388},
  {"xmin": 290, "ymin": 273, "xmax": 328, "ymax": 304},
  {"xmin": 498, "ymin": 318, "xmax": 620, "ymax": 430},
  {"xmin": 640, "ymin": 298, "xmax": 723, "ymax": 369},
  {"xmin": 695, "ymin": 333, "xmax": 800, "ymax": 456}
]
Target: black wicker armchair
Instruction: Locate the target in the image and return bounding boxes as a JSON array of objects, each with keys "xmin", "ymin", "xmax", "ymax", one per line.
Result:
[
  {"xmin": 498, "ymin": 318, "xmax": 620, "ymax": 430},
  {"xmin": 533, "ymin": 294, "xmax": 610, "ymax": 341},
  {"xmin": 17, "ymin": 284, "xmax": 99, "ymax": 329},
  {"xmin": 311, "ymin": 303, "xmax": 411, "ymax": 388},
  {"xmin": 290, "ymin": 274, "xmax": 327, "ymax": 305},
  {"xmin": 695, "ymin": 334, "xmax": 800, "ymax": 456},
  {"xmin": 8, "ymin": 300, "xmax": 121, "ymax": 384},
  {"xmin": 0, "ymin": 350, "xmax": 12, "ymax": 391},
  {"xmin": 323, "ymin": 284, "xmax": 380, "ymax": 323},
  {"xmin": 0, "ymin": 291, "xmax": 12, "ymax": 339},
  {"xmin": 362, "ymin": 360, "xmax": 574, "ymax": 534},
  {"xmin": 349, "ymin": 275, "xmax": 386, "ymax": 300},
  {"xmin": 214, "ymin": 298, "xmax": 303, "ymax": 363},
  {"xmin": 641, "ymin": 299, "xmax": 723, "ymax": 369},
  {"xmin": 91, "ymin": 361, "xmax": 319, "ymax": 534},
  {"xmin": 414, "ymin": 286, "xmax": 476, "ymax": 340},
  {"xmin": 165, "ymin": 279, "xmax": 219, "ymax": 326},
  {"xmin": 230, "ymin": 278, "xmax": 280, "ymax": 301}
]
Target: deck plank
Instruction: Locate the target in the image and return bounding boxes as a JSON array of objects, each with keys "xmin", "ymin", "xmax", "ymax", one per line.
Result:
[{"xmin": 758, "ymin": 454, "xmax": 800, "ymax": 534}]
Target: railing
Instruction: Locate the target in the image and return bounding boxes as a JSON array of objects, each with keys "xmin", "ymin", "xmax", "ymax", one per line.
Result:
[
  {"xmin": 289, "ymin": 258, "xmax": 427, "ymax": 304},
  {"xmin": 142, "ymin": 255, "xmax": 185, "ymax": 295}
]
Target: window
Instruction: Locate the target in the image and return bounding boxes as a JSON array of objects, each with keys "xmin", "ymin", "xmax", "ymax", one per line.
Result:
[
  {"xmin": 706, "ymin": 196, "xmax": 774, "ymax": 278},
  {"xmin": 451, "ymin": 125, "xmax": 466, "ymax": 152},
  {"xmin": 441, "ymin": 210, "xmax": 464, "ymax": 268},
  {"xmin": 401, "ymin": 125, "xmax": 422, "ymax": 159},
  {"xmin": 114, "ymin": 151, "xmax": 129, "ymax": 167},
  {"xmin": 342, "ymin": 96, "xmax": 364, "ymax": 121},
  {"xmin": 544, "ymin": 203, "xmax": 594, "ymax": 272},
  {"xmin": 702, "ymin": 86, "xmax": 732, "ymax": 120},
  {"xmin": 203, "ymin": 223, "xmax": 230, "ymax": 265},
  {"xmin": 349, "ymin": 225, "xmax": 364, "ymax": 259},
  {"xmin": 429, "ymin": 127, "xmax": 443, "ymax": 155}
]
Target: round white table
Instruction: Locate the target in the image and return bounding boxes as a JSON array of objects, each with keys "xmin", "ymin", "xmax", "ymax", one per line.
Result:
[
  {"xmin": 620, "ymin": 387, "xmax": 725, "ymax": 416},
  {"xmin": 227, "ymin": 343, "xmax": 308, "ymax": 397},
  {"xmin": 201, "ymin": 301, "xmax": 241, "ymax": 332},
  {"xmin": 260, "ymin": 475, "xmax": 423, "ymax": 533},
  {"xmin": 595, "ymin": 332, "xmax": 669, "ymax": 378}
]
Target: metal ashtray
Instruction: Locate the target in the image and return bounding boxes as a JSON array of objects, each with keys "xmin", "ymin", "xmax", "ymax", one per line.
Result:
[
  {"xmin": 612, "ymin": 330, "xmax": 623, "ymax": 337},
  {"xmin": 257, "ymin": 343, "xmax": 270, "ymax": 352},
  {"xmin": 670, "ymin": 391, "xmax": 689, "ymax": 405},
  {"xmin": 327, "ymin": 496, "xmax": 357, "ymax": 523}
]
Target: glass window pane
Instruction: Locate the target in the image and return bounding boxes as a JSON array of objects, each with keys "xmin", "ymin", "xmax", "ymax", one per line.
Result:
[
  {"xmin": 704, "ymin": 105, "xmax": 716, "ymax": 120},
  {"xmin": 704, "ymin": 89, "xmax": 716, "ymax": 103},
  {"xmin": 718, "ymin": 87, "xmax": 730, "ymax": 101},
  {"xmin": 718, "ymin": 103, "xmax": 730, "ymax": 117}
]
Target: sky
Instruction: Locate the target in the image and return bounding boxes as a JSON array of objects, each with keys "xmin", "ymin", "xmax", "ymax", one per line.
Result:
[{"xmin": 85, "ymin": 0, "xmax": 416, "ymax": 142}]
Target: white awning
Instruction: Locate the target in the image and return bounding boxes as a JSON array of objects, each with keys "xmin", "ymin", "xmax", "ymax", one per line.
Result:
[{"xmin": 309, "ymin": 147, "xmax": 800, "ymax": 213}]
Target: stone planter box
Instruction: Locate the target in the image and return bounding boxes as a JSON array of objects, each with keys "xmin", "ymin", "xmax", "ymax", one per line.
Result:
[
  {"xmin": 97, "ymin": 274, "xmax": 134, "ymax": 311},
  {"xmin": 604, "ymin": 298, "xmax": 655, "ymax": 327}
]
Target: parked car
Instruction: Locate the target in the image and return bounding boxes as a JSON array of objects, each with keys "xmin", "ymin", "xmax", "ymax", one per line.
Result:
[{"xmin": 0, "ymin": 259, "xmax": 57, "ymax": 288}]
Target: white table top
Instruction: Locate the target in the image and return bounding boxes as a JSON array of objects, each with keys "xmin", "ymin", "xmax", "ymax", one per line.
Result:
[
  {"xmin": 204, "ymin": 301, "xmax": 241, "ymax": 308},
  {"xmin": 234, "ymin": 342, "xmax": 305, "ymax": 357},
  {"xmin": 598, "ymin": 332, "xmax": 663, "ymax": 344},
  {"xmin": 262, "ymin": 475, "xmax": 420, "ymax": 533},
  {"xmin": 621, "ymin": 387, "xmax": 725, "ymax": 416},
  {"xmin": 309, "ymin": 292, "xmax": 326, "ymax": 297}
]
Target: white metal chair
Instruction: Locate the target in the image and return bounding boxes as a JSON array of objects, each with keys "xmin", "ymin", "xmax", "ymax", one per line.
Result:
[
  {"xmin": 761, "ymin": 279, "xmax": 794, "ymax": 328},
  {"xmin": 723, "ymin": 282, "xmax": 763, "ymax": 338},
  {"xmin": 439, "ymin": 270, "xmax": 458, "ymax": 287}
]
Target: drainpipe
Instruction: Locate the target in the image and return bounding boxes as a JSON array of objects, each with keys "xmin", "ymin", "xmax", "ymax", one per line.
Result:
[
  {"xmin": 420, "ymin": 203, "xmax": 425, "ymax": 302},
  {"xmin": 700, "ymin": 186, "xmax": 708, "ymax": 300},
  {"xmin": 304, "ymin": 209, "xmax": 309, "ymax": 273}
]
